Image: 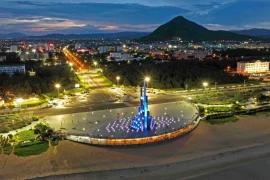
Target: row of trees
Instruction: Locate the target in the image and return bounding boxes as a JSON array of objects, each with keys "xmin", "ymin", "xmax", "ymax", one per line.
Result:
[
  {"xmin": 103, "ymin": 59, "xmax": 247, "ymax": 89},
  {"xmin": 0, "ymin": 63, "xmax": 78, "ymax": 100}
]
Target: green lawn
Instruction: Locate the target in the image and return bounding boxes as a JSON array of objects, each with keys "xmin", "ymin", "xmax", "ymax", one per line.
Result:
[
  {"xmin": 14, "ymin": 130, "xmax": 37, "ymax": 142},
  {"xmin": 207, "ymin": 116, "xmax": 238, "ymax": 125},
  {"xmin": 14, "ymin": 141, "xmax": 49, "ymax": 157},
  {"xmin": 0, "ymin": 114, "xmax": 33, "ymax": 133},
  {"xmin": 21, "ymin": 99, "xmax": 46, "ymax": 108}
]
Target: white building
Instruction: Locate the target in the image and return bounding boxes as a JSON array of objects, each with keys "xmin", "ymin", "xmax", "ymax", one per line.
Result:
[
  {"xmin": 116, "ymin": 46, "xmax": 123, "ymax": 52},
  {"xmin": 0, "ymin": 64, "xmax": 25, "ymax": 75},
  {"xmin": 10, "ymin": 45, "xmax": 19, "ymax": 53},
  {"xmin": 107, "ymin": 53, "xmax": 134, "ymax": 62},
  {"xmin": 110, "ymin": 53, "xmax": 122, "ymax": 59},
  {"xmin": 98, "ymin": 46, "xmax": 107, "ymax": 53},
  {"xmin": 237, "ymin": 60, "xmax": 270, "ymax": 74},
  {"xmin": 75, "ymin": 43, "xmax": 82, "ymax": 50},
  {"xmin": 20, "ymin": 52, "xmax": 49, "ymax": 61}
]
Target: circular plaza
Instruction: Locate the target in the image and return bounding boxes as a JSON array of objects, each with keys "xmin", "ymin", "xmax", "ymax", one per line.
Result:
[{"xmin": 44, "ymin": 101, "xmax": 200, "ymax": 145}]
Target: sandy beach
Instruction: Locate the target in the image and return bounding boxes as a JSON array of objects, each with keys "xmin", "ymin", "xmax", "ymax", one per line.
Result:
[{"xmin": 1, "ymin": 112, "xmax": 270, "ymax": 180}]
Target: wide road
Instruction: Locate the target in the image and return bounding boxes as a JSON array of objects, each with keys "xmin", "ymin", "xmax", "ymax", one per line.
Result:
[
  {"xmin": 25, "ymin": 92, "xmax": 187, "ymax": 117},
  {"xmin": 79, "ymin": 71, "xmax": 110, "ymax": 89},
  {"xmin": 23, "ymin": 83, "xmax": 270, "ymax": 118},
  {"xmin": 63, "ymin": 48, "xmax": 89, "ymax": 71}
]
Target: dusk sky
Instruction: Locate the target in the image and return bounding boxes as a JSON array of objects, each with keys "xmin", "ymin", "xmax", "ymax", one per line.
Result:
[{"xmin": 1, "ymin": 0, "xmax": 270, "ymax": 35}]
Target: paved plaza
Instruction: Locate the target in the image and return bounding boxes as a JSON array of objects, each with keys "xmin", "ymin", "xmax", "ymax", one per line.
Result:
[{"xmin": 44, "ymin": 101, "xmax": 198, "ymax": 138}]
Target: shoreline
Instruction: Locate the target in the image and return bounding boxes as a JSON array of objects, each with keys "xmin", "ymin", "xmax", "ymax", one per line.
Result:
[
  {"xmin": 32, "ymin": 141, "xmax": 270, "ymax": 180},
  {"xmin": 2, "ymin": 113, "xmax": 270, "ymax": 179}
]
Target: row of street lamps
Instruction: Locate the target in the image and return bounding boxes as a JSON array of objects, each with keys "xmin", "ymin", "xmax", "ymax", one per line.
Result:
[{"xmin": 115, "ymin": 76, "xmax": 150, "ymax": 86}]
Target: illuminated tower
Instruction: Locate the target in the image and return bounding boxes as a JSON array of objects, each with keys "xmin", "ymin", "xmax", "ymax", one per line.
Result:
[{"xmin": 130, "ymin": 78, "xmax": 155, "ymax": 131}]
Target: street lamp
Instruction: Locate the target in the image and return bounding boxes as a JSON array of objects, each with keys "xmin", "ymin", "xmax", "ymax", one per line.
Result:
[
  {"xmin": 55, "ymin": 84, "xmax": 61, "ymax": 96},
  {"xmin": 94, "ymin": 61, "xmax": 97, "ymax": 69},
  {"xmin": 16, "ymin": 98, "xmax": 24, "ymax": 109},
  {"xmin": 116, "ymin": 76, "xmax": 120, "ymax": 85},
  {"xmin": 203, "ymin": 82, "xmax": 208, "ymax": 90},
  {"xmin": 145, "ymin": 77, "xmax": 150, "ymax": 87},
  {"xmin": 215, "ymin": 82, "xmax": 217, "ymax": 90}
]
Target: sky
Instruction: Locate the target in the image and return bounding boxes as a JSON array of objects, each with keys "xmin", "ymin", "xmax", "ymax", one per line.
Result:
[{"xmin": 0, "ymin": 0, "xmax": 270, "ymax": 35}]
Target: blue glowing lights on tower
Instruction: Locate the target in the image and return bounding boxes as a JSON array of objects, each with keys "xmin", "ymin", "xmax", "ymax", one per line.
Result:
[{"xmin": 130, "ymin": 79, "xmax": 155, "ymax": 131}]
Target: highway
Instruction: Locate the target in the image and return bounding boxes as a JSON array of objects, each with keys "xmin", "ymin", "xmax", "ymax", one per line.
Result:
[{"xmin": 63, "ymin": 48, "xmax": 89, "ymax": 71}]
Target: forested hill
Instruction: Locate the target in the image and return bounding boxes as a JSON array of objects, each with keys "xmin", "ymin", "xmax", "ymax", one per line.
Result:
[{"xmin": 138, "ymin": 16, "xmax": 257, "ymax": 42}]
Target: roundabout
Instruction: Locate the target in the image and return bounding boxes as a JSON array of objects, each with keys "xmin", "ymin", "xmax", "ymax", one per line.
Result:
[{"xmin": 62, "ymin": 79, "xmax": 200, "ymax": 145}]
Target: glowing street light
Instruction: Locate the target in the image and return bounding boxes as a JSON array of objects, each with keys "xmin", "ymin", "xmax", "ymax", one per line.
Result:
[
  {"xmin": 16, "ymin": 98, "xmax": 24, "ymax": 109},
  {"xmin": 145, "ymin": 77, "xmax": 150, "ymax": 82},
  {"xmin": 116, "ymin": 76, "xmax": 120, "ymax": 85},
  {"xmin": 94, "ymin": 61, "xmax": 97, "ymax": 69},
  {"xmin": 203, "ymin": 82, "xmax": 208, "ymax": 90},
  {"xmin": 145, "ymin": 77, "xmax": 150, "ymax": 86},
  {"xmin": 55, "ymin": 84, "xmax": 61, "ymax": 96}
]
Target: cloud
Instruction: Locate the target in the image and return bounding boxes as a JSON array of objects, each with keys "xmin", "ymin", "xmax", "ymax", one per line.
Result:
[
  {"xmin": 0, "ymin": 16, "xmax": 86, "ymax": 33},
  {"xmin": 0, "ymin": 2, "xmax": 189, "ymax": 34},
  {"xmin": 204, "ymin": 23, "xmax": 243, "ymax": 31},
  {"xmin": 244, "ymin": 22, "xmax": 270, "ymax": 29},
  {"xmin": 98, "ymin": 26, "xmax": 119, "ymax": 31},
  {"xmin": 0, "ymin": 0, "xmax": 270, "ymax": 34}
]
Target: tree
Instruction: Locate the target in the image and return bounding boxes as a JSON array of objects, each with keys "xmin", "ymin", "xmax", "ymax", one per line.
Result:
[
  {"xmin": 256, "ymin": 93, "xmax": 270, "ymax": 104},
  {"xmin": 0, "ymin": 135, "xmax": 9, "ymax": 148},
  {"xmin": 34, "ymin": 123, "xmax": 53, "ymax": 140}
]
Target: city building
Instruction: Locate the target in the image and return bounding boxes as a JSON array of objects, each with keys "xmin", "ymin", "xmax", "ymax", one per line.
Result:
[
  {"xmin": 98, "ymin": 46, "xmax": 123, "ymax": 54},
  {"xmin": 10, "ymin": 45, "xmax": 19, "ymax": 53},
  {"xmin": 0, "ymin": 64, "xmax": 25, "ymax": 75},
  {"xmin": 237, "ymin": 60, "xmax": 270, "ymax": 74},
  {"xmin": 75, "ymin": 43, "xmax": 82, "ymax": 49},
  {"xmin": 98, "ymin": 46, "xmax": 107, "ymax": 53},
  {"xmin": 107, "ymin": 53, "xmax": 134, "ymax": 62},
  {"xmin": 173, "ymin": 50, "xmax": 212, "ymax": 60},
  {"xmin": 20, "ymin": 52, "xmax": 49, "ymax": 61}
]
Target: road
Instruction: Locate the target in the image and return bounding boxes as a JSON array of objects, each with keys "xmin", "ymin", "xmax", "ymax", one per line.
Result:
[
  {"xmin": 63, "ymin": 48, "xmax": 89, "ymax": 71},
  {"xmin": 19, "ymin": 82, "xmax": 270, "ymax": 118},
  {"xmin": 79, "ymin": 71, "xmax": 110, "ymax": 89},
  {"xmin": 168, "ymin": 82, "xmax": 270, "ymax": 96},
  {"xmin": 25, "ymin": 91, "xmax": 186, "ymax": 117}
]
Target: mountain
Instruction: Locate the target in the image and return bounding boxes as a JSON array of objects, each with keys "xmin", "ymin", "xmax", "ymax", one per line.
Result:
[
  {"xmin": 27, "ymin": 32, "xmax": 150, "ymax": 39},
  {"xmin": 231, "ymin": 28, "xmax": 270, "ymax": 38},
  {"xmin": 0, "ymin": 33, "xmax": 27, "ymax": 39},
  {"xmin": 139, "ymin": 16, "xmax": 257, "ymax": 42}
]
